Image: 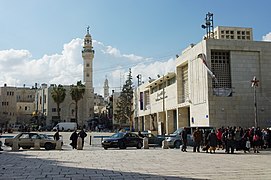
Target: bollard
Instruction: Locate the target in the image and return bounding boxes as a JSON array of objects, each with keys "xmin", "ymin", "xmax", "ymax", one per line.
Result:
[
  {"xmin": 77, "ymin": 137, "xmax": 83, "ymax": 150},
  {"xmin": 143, "ymin": 137, "xmax": 149, "ymax": 149},
  {"xmin": 162, "ymin": 140, "xmax": 169, "ymax": 149},
  {"xmin": 89, "ymin": 135, "xmax": 92, "ymax": 145},
  {"xmin": 55, "ymin": 140, "xmax": 62, "ymax": 150},
  {"xmin": 0, "ymin": 140, "xmax": 3, "ymax": 151},
  {"xmin": 12, "ymin": 139, "xmax": 19, "ymax": 151},
  {"xmin": 34, "ymin": 139, "xmax": 40, "ymax": 150}
]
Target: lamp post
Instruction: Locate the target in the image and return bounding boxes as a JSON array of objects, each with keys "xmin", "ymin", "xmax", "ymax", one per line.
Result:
[{"xmin": 251, "ymin": 76, "xmax": 259, "ymax": 128}]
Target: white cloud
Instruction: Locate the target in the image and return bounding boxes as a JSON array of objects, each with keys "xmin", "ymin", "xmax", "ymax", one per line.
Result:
[
  {"xmin": 0, "ymin": 39, "xmax": 83, "ymax": 87},
  {"xmin": 100, "ymin": 43, "xmax": 145, "ymax": 62},
  {"xmin": 262, "ymin": 32, "xmax": 271, "ymax": 41},
  {"xmin": 0, "ymin": 38, "xmax": 175, "ymax": 96},
  {"xmin": 102, "ymin": 46, "xmax": 121, "ymax": 57},
  {"xmin": 123, "ymin": 54, "xmax": 144, "ymax": 61}
]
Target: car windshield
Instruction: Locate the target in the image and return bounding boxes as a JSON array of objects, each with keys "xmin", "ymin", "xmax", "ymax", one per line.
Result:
[
  {"xmin": 39, "ymin": 134, "xmax": 49, "ymax": 139},
  {"xmin": 172, "ymin": 128, "xmax": 184, "ymax": 135},
  {"xmin": 110, "ymin": 133, "xmax": 125, "ymax": 138}
]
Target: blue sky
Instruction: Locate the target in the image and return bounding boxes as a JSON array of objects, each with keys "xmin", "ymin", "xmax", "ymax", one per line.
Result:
[{"xmin": 1, "ymin": 0, "xmax": 271, "ymax": 95}]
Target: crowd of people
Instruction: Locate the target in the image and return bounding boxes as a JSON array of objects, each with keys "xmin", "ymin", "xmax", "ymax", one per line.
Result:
[{"xmin": 181, "ymin": 126, "xmax": 271, "ymax": 154}]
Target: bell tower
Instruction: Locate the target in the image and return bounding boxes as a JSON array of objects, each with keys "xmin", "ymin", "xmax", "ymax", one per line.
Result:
[
  {"xmin": 103, "ymin": 76, "xmax": 109, "ymax": 98},
  {"xmin": 81, "ymin": 26, "xmax": 94, "ymax": 123}
]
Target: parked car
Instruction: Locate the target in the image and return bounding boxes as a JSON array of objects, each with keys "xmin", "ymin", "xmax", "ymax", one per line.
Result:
[
  {"xmin": 165, "ymin": 127, "xmax": 214, "ymax": 148},
  {"xmin": 4, "ymin": 132, "xmax": 59, "ymax": 150},
  {"xmin": 41, "ymin": 134, "xmax": 63, "ymax": 146},
  {"xmin": 102, "ymin": 132, "xmax": 143, "ymax": 150},
  {"xmin": 52, "ymin": 122, "xmax": 77, "ymax": 131},
  {"xmin": 141, "ymin": 131, "xmax": 165, "ymax": 146}
]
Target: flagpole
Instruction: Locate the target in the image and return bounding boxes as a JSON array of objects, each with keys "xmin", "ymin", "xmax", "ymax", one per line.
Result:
[{"xmin": 251, "ymin": 76, "xmax": 259, "ymax": 128}]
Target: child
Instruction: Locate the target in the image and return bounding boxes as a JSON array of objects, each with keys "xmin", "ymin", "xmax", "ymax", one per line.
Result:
[{"xmin": 244, "ymin": 137, "xmax": 251, "ymax": 153}]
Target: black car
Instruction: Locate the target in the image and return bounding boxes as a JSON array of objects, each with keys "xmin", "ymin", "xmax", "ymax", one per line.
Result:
[
  {"xmin": 141, "ymin": 131, "xmax": 165, "ymax": 147},
  {"xmin": 102, "ymin": 132, "xmax": 143, "ymax": 150}
]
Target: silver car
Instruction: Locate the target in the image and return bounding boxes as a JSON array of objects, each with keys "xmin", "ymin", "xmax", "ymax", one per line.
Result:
[
  {"xmin": 165, "ymin": 128, "xmax": 193, "ymax": 148},
  {"xmin": 165, "ymin": 127, "xmax": 214, "ymax": 148}
]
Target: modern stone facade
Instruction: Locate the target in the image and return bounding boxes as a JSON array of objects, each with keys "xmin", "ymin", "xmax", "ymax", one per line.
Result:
[{"xmin": 134, "ymin": 26, "xmax": 271, "ymax": 135}]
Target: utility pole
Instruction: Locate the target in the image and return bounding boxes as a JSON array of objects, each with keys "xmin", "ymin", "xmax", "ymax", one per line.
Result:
[
  {"xmin": 162, "ymin": 75, "xmax": 166, "ymax": 135},
  {"xmin": 251, "ymin": 76, "xmax": 259, "ymax": 128}
]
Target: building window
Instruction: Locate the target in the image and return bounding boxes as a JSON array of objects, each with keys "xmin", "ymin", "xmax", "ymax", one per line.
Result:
[
  {"xmin": 86, "ymin": 73, "xmax": 89, "ymax": 77},
  {"xmin": 25, "ymin": 106, "xmax": 28, "ymax": 111},
  {"xmin": 211, "ymin": 50, "xmax": 232, "ymax": 96},
  {"xmin": 167, "ymin": 77, "xmax": 176, "ymax": 86},
  {"xmin": 52, "ymin": 108, "xmax": 57, "ymax": 112},
  {"xmin": 181, "ymin": 64, "xmax": 189, "ymax": 103},
  {"xmin": 86, "ymin": 63, "xmax": 90, "ymax": 67}
]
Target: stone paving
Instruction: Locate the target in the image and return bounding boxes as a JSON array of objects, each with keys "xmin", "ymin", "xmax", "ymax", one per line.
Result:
[{"xmin": 1, "ymin": 132, "xmax": 271, "ymax": 180}]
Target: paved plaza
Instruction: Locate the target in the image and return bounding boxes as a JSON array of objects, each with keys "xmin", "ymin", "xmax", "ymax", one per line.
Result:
[{"xmin": 1, "ymin": 132, "xmax": 271, "ymax": 180}]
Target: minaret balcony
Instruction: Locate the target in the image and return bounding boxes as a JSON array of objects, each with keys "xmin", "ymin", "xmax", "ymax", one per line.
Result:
[{"xmin": 82, "ymin": 49, "xmax": 95, "ymax": 54}]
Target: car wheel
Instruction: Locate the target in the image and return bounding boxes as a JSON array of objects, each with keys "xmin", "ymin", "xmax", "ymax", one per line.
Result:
[
  {"xmin": 44, "ymin": 143, "xmax": 54, "ymax": 150},
  {"xmin": 119, "ymin": 141, "xmax": 126, "ymax": 149},
  {"xmin": 136, "ymin": 142, "xmax": 142, "ymax": 149},
  {"xmin": 174, "ymin": 141, "xmax": 181, "ymax": 149},
  {"xmin": 104, "ymin": 147, "xmax": 108, "ymax": 150},
  {"xmin": 22, "ymin": 146, "xmax": 31, "ymax": 149}
]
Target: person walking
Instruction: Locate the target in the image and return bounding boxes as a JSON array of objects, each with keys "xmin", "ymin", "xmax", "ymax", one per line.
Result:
[
  {"xmin": 253, "ymin": 127, "xmax": 262, "ymax": 153},
  {"xmin": 226, "ymin": 127, "xmax": 235, "ymax": 154},
  {"xmin": 181, "ymin": 128, "xmax": 188, "ymax": 152},
  {"xmin": 78, "ymin": 128, "xmax": 87, "ymax": 148},
  {"xmin": 208, "ymin": 129, "xmax": 218, "ymax": 153},
  {"xmin": 70, "ymin": 130, "xmax": 78, "ymax": 149},
  {"xmin": 193, "ymin": 127, "xmax": 203, "ymax": 152},
  {"xmin": 53, "ymin": 129, "xmax": 60, "ymax": 141}
]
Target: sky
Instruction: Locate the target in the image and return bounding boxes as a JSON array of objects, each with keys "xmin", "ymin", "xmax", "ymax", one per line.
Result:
[{"xmin": 1, "ymin": 0, "xmax": 271, "ymax": 95}]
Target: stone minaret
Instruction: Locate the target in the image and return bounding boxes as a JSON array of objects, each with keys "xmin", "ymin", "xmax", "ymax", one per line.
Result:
[
  {"xmin": 81, "ymin": 26, "xmax": 94, "ymax": 124},
  {"xmin": 103, "ymin": 76, "xmax": 109, "ymax": 98}
]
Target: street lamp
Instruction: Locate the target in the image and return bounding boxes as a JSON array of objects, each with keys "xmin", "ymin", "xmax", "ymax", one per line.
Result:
[{"xmin": 251, "ymin": 76, "xmax": 259, "ymax": 128}]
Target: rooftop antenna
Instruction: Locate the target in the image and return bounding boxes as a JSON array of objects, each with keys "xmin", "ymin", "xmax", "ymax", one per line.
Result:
[
  {"xmin": 87, "ymin": 26, "xmax": 90, "ymax": 34},
  {"xmin": 201, "ymin": 12, "xmax": 214, "ymax": 39}
]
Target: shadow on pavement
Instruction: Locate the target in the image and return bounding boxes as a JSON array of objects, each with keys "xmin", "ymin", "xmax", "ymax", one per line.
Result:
[{"xmin": 0, "ymin": 151, "xmax": 202, "ymax": 180}]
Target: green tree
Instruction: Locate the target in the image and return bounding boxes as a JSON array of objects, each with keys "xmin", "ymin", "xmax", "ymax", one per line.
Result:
[
  {"xmin": 51, "ymin": 84, "xmax": 66, "ymax": 122},
  {"xmin": 70, "ymin": 81, "xmax": 85, "ymax": 124},
  {"xmin": 116, "ymin": 69, "xmax": 134, "ymax": 130}
]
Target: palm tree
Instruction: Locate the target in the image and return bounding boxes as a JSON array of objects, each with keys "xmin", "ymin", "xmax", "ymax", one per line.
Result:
[
  {"xmin": 51, "ymin": 84, "xmax": 66, "ymax": 122},
  {"xmin": 70, "ymin": 81, "xmax": 85, "ymax": 124}
]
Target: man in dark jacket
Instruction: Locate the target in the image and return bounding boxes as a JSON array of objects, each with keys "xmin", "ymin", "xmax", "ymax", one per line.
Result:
[
  {"xmin": 193, "ymin": 128, "xmax": 203, "ymax": 152},
  {"xmin": 181, "ymin": 128, "xmax": 188, "ymax": 152},
  {"xmin": 78, "ymin": 129, "xmax": 87, "ymax": 148},
  {"xmin": 70, "ymin": 130, "xmax": 78, "ymax": 149},
  {"xmin": 53, "ymin": 130, "xmax": 60, "ymax": 141}
]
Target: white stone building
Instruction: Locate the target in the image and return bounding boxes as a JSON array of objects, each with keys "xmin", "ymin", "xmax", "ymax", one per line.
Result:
[
  {"xmin": 134, "ymin": 26, "xmax": 271, "ymax": 135},
  {"xmin": 0, "ymin": 84, "xmax": 36, "ymax": 126}
]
